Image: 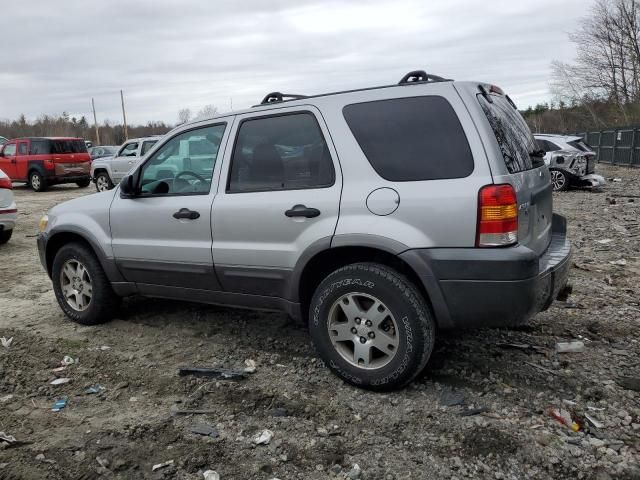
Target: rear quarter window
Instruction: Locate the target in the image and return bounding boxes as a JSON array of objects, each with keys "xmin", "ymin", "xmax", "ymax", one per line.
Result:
[{"xmin": 342, "ymin": 96, "xmax": 474, "ymax": 181}]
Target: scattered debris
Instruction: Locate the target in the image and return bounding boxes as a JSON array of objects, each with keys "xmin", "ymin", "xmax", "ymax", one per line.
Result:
[
  {"xmin": 203, "ymin": 471, "xmax": 220, "ymax": 480},
  {"xmin": 612, "ymin": 178, "xmax": 622, "ymax": 182},
  {"xmin": 52, "ymin": 366, "xmax": 67, "ymax": 373},
  {"xmin": 151, "ymin": 460, "xmax": 174, "ymax": 471},
  {"xmin": 50, "ymin": 378, "xmax": 71, "ymax": 386},
  {"xmin": 585, "ymin": 414, "xmax": 604, "ymax": 429},
  {"xmin": 596, "ymin": 238, "xmax": 614, "ymax": 244},
  {"xmin": 496, "ymin": 342, "xmax": 547, "ymax": 353},
  {"xmin": 524, "ymin": 361, "xmax": 559, "ymax": 376},
  {"xmin": 61, "ymin": 356, "xmax": 76, "ymax": 366},
  {"xmin": 244, "ymin": 359, "xmax": 257, "ymax": 373},
  {"xmin": 0, "ymin": 432, "xmax": 17, "ymax": 447},
  {"xmin": 51, "ymin": 398, "xmax": 68, "ymax": 412},
  {"xmin": 84, "ymin": 385, "xmax": 106, "ymax": 395},
  {"xmin": 459, "ymin": 406, "xmax": 488, "ymax": 417},
  {"xmin": 0, "ymin": 394, "xmax": 14, "ymax": 403},
  {"xmin": 556, "ymin": 301, "xmax": 586, "ymax": 309},
  {"xmin": 347, "ymin": 463, "xmax": 362, "ymax": 479},
  {"xmin": 190, "ymin": 424, "xmax": 219, "ymax": 438},
  {"xmin": 548, "ymin": 408, "xmax": 581, "ymax": 432},
  {"xmin": 96, "ymin": 457, "xmax": 109, "ymax": 468},
  {"xmin": 178, "ymin": 366, "xmax": 246, "ymax": 380},
  {"xmin": 609, "ymin": 258, "xmax": 628, "ymax": 266},
  {"xmin": 556, "ymin": 341, "xmax": 585, "ymax": 353},
  {"xmin": 0, "ymin": 337, "xmax": 13, "ymax": 348},
  {"xmin": 254, "ymin": 429, "xmax": 273, "ymax": 445}
]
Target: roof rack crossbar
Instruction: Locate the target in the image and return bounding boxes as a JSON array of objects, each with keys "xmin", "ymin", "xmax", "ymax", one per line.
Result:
[
  {"xmin": 398, "ymin": 70, "xmax": 451, "ymax": 85},
  {"xmin": 260, "ymin": 92, "xmax": 308, "ymax": 105}
]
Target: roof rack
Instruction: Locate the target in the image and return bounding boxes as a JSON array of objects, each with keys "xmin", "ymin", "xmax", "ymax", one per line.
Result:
[
  {"xmin": 260, "ymin": 92, "xmax": 307, "ymax": 105},
  {"xmin": 398, "ymin": 70, "xmax": 451, "ymax": 85}
]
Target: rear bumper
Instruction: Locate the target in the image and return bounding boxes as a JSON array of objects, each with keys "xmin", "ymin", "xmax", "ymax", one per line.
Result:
[
  {"xmin": 400, "ymin": 214, "xmax": 571, "ymax": 329},
  {"xmin": 44, "ymin": 174, "xmax": 91, "ymax": 184},
  {"xmin": 0, "ymin": 204, "xmax": 18, "ymax": 232}
]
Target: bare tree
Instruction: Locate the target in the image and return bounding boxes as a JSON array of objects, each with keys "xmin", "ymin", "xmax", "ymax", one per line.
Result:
[
  {"xmin": 195, "ymin": 104, "xmax": 218, "ymax": 120},
  {"xmin": 177, "ymin": 108, "xmax": 191, "ymax": 125}
]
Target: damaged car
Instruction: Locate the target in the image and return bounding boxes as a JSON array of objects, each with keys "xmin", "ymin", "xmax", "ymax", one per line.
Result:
[{"xmin": 534, "ymin": 134, "xmax": 605, "ymax": 191}]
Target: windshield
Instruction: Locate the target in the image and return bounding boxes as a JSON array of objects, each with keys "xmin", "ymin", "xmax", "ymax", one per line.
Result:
[{"xmin": 478, "ymin": 94, "xmax": 542, "ymax": 173}]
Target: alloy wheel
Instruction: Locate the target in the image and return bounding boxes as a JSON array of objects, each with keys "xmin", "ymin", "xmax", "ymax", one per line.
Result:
[
  {"xmin": 96, "ymin": 175, "xmax": 110, "ymax": 191},
  {"xmin": 551, "ymin": 170, "xmax": 566, "ymax": 191},
  {"xmin": 327, "ymin": 292, "xmax": 399, "ymax": 369},
  {"xmin": 59, "ymin": 259, "xmax": 93, "ymax": 311},
  {"xmin": 31, "ymin": 174, "xmax": 41, "ymax": 190}
]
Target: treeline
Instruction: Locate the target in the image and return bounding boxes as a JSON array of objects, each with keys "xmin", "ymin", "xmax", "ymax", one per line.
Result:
[
  {"xmin": 0, "ymin": 113, "xmax": 172, "ymax": 146},
  {"xmin": 530, "ymin": 0, "xmax": 640, "ymax": 134}
]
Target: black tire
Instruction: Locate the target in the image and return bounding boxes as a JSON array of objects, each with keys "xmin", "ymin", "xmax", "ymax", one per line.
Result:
[
  {"xmin": 0, "ymin": 229, "xmax": 12, "ymax": 245},
  {"xmin": 29, "ymin": 170, "xmax": 47, "ymax": 192},
  {"xmin": 309, "ymin": 262, "xmax": 435, "ymax": 391},
  {"xmin": 94, "ymin": 172, "xmax": 114, "ymax": 192},
  {"xmin": 51, "ymin": 242, "xmax": 120, "ymax": 325},
  {"xmin": 550, "ymin": 169, "xmax": 569, "ymax": 192},
  {"xmin": 76, "ymin": 179, "xmax": 91, "ymax": 188}
]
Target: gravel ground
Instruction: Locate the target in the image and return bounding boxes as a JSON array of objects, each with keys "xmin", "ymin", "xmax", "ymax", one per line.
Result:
[{"xmin": 0, "ymin": 165, "xmax": 639, "ymax": 480}]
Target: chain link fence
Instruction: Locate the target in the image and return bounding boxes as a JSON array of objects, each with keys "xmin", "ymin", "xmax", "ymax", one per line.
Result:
[{"xmin": 577, "ymin": 128, "xmax": 640, "ymax": 166}]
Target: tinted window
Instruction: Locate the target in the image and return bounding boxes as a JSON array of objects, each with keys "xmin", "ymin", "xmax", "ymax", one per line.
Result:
[
  {"xmin": 18, "ymin": 143, "xmax": 27, "ymax": 154},
  {"xmin": 568, "ymin": 139, "xmax": 591, "ymax": 152},
  {"xmin": 141, "ymin": 140, "xmax": 157, "ymax": 155},
  {"xmin": 535, "ymin": 139, "xmax": 560, "ymax": 153},
  {"xmin": 343, "ymin": 97, "xmax": 473, "ymax": 181},
  {"xmin": 2, "ymin": 144, "xmax": 16, "ymax": 156},
  {"xmin": 51, "ymin": 140, "xmax": 87, "ymax": 154},
  {"xmin": 228, "ymin": 113, "xmax": 335, "ymax": 193},
  {"xmin": 478, "ymin": 94, "xmax": 542, "ymax": 173},
  {"xmin": 30, "ymin": 140, "xmax": 50, "ymax": 154},
  {"xmin": 139, "ymin": 124, "xmax": 225, "ymax": 196}
]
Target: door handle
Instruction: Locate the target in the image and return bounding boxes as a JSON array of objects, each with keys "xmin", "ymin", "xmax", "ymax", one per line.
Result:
[
  {"xmin": 285, "ymin": 204, "xmax": 320, "ymax": 218},
  {"xmin": 173, "ymin": 208, "xmax": 200, "ymax": 220}
]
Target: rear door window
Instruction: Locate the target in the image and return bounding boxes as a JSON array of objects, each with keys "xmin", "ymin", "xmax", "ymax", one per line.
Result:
[
  {"xmin": 119, "ymin": 142, "xmax": 139, "ymax": 156},
  {"xmin": 478, "ymin": 94, "xmax": 542, "ymax": 173},
  {"xmin": 343, "ymin": 96, "xmax": 474, "ymax": 181},
  {"xmin": 51, "ymin": 140, "xmax": 87, "ymax": 154},
  {"xmin": 30, "ymin": 140, "xmax": 51, "ymax": 154}
]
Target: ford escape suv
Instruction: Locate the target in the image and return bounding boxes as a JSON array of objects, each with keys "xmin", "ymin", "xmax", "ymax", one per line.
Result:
[
  {"xmin": 37, "ymin": 71, "xmax": 571, "ymax": 390},
  {"xmin": 0, "ymin": 137, "xmax": 91, "ymax": 191}
]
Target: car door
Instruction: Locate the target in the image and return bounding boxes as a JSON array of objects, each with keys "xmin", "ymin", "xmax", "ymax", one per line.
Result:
[
  {"xmin": 16, "ymin": 140, "xmax": 29, "ymax": 180},
  {"xmin": 110, "ymin": 122, "xmax": 230, "ymax": 291},
  {"xmin": 111, "ymin": 141, "xmax": 139, "ymax": 182},
  {"xmin": 0, "ymin": 142, "xmax": 17, "ymax": 178},
  {"xmin": 211, "ymin": 107, "xmax": 342, "ymax": 298}
]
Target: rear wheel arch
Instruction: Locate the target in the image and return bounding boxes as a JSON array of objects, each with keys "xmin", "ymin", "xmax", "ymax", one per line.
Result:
[{"xmin": 295, "ymin": 244, "xmax": 436, "ymax": 325}]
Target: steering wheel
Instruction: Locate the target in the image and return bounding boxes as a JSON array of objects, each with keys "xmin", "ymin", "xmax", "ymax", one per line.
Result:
[{"xmin": 175, "ymin": 170, "xmax": 206, "ymax": 183}]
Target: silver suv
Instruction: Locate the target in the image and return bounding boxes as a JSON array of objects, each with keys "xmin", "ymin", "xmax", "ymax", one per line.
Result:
[
  {"xmin": 37, "ymin": 71, "xmax": 571, "ymax": 390},
  {"xmin": 90, "ymin": 136, "xmax": 161, "ymax": 191}
]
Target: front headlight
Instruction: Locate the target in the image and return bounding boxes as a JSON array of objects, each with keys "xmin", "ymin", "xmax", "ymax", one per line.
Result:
[{"xmin": 39, "ymin": 215, "xmax": 49, "ymax": 232}]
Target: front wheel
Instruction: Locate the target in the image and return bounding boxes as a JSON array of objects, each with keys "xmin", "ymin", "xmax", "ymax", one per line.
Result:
[
  {"xmin": 309, "ymin": 263, "xmax": 435, "ymax": 391},
  {"xmin": 30, "ymin": 171, "xmax": 47, "ymax": 192},
  {"xmin": 0, "ymin": 229, "xmax": 12, "ymax": 245},
  {"xmin": 51, "ymin": 242, "xmax": 120, "ymax": 325},
  {"xmin": 550, "ymin": 169, "xmax": 569, "ymax": 192},
  {"xmin": 94, "ymin": 172, "xmax": 113, "ymax": 192}
]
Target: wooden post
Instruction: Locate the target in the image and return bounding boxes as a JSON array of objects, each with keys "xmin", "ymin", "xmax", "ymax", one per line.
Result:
[
  {"xmin": 91, "ymin": 98, "xmax": 100, "ymax": 146},
  {"xmin": 120, "ymin": 90, "xmax": 128, "ymax": 141}
]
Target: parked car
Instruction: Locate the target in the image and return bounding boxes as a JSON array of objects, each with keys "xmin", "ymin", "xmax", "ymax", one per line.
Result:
[
  {"xmin": 0, "ymin": 136, "xmax": 7, "ymax": 145},
  {"xmin": 90, "ymin": 136, "xmax": 160, "ymax": 191},
  {"xmin": 84, "ymin": 140, "xmax": 93, "ymax": 149},
  {"xmin": 37, "ymin": 71, "xmax": 571, "ymax": 390},
  {"xmin": 0, "ymin": 169, "xmax": 17, "ymax": 244},
  {"xmin": 534, "ymin": 134, "xmax": 605, "ymax": 191},
  {"xmin": 0, "ymin": 137, "xmax": 91, "ymax": 192},
  {"xmin": 89, "ymin": 145, "xmax": 118, "ymax": 161}
]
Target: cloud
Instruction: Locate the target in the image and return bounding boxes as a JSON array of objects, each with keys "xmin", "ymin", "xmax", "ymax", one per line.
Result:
[{"xmin": 0, "ymin": 0, "xmax": 584, "ymax": 124}]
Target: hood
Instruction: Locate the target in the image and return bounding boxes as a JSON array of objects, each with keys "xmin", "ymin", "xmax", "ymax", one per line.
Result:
[{"xmin": 49, "ymin": 189, "xmax": 115, "ymax": 219}]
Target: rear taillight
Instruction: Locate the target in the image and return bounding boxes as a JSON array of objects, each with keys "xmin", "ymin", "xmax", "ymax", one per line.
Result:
[
  {"xmin": 476, "ymin": 184, "xmax": 518, "ymax": 247},
  {"xmin": 0, "ymin": 177, "xmax": 12, "ymax": 189}
]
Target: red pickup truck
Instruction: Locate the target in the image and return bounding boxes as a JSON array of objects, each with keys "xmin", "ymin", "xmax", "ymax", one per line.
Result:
[{"xmin": 0, "ymin": 137, "xmax": 91, "ymax": 191}]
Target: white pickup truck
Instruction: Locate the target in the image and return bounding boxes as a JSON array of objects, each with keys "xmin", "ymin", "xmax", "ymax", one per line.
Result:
[{"xmin": 90, "ymin": 136, "xmax": 161, "ymax": 191}]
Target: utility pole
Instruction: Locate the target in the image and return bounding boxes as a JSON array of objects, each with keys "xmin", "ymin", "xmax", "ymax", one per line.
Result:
[
  {"xmin": 91, "ymin": 98, "xmax": 100, "ymax": 146},
  {"xmin": 120, "ymin": 90, "xmax": 129, "ymax": 141}
]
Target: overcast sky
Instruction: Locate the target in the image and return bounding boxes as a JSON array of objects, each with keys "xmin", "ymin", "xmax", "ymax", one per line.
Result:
[{"xmin": 0, "ymin": 0, "xmax": 586, "ymax": 125}]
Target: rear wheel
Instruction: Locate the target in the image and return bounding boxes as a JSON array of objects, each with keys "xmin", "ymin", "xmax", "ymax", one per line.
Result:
[
  {"xmin": 95, "ymin": 172, "xmax": 113, "ymax": 192},
  {"xmin": 76, "ymin": 179, "xmax": 91, "ymax": 188},
  {"xmin": 550, "ymin": 169, "xmax": 569, "ymax": 192},
  {"xmin": 52, "ymin": 242, "xmax": 120, "ymax": 325},
  {"xmin": 309, "ymin": 262, "xmax": 435, "ymax": 391},
  {"xmin": 29, "ymin": 171, "xmax": 47, "ymax": 192},
  {"xmin": 0, "ymin": 229, "xmax": 12, "ymax": 245}
]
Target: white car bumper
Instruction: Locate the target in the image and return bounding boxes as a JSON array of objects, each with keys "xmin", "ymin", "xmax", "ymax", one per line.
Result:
[
  {"xmin": 0, "ymin": 201, "xmax": 17, "ymax": 232},
  {"xmin": 580, "ymin": 174, "xmax": 606, "ymax": 188}
]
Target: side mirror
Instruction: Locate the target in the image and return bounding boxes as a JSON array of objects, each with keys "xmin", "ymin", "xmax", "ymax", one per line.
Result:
[{"xmin": 119, "ymin": 174, "xmax": 135, "ymax": 197}]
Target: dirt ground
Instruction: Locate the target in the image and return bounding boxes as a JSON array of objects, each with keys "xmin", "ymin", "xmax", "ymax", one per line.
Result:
[{"xmin": 1, "ymin": 165, "xmax": 639, "ymax": 480}]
